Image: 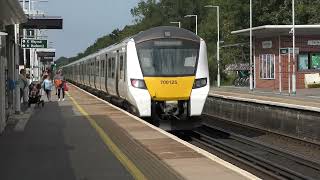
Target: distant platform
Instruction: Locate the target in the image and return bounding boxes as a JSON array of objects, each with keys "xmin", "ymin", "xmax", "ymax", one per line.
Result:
[{"xmin": 210, "ymin": 86, "xmax": 320, "ymax": 112}]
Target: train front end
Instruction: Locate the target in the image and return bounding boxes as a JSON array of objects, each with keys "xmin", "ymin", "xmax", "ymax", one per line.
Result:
[{"xmin": 130, "ymin": 26, "xmax": 209, "ymax": 127}]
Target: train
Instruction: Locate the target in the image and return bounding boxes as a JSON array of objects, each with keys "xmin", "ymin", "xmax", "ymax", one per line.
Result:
[{"xmin": 63, "ymin": 26, "xmax": 209, "ymax": 129}]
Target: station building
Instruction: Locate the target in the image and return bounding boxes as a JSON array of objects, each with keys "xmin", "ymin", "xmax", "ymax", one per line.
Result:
[
  {"xmin": 0, "ymin": 0, "xmax": 26, "ymax": 133},
  {"xmin": 232, "ymin": 25, "xmax": 320, "ymax": 91}
]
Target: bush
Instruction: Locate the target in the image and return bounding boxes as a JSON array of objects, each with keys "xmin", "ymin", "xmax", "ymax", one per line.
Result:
[{"xmin": 308, "ymin": 83, "xmax": 320, "ymax": 88}]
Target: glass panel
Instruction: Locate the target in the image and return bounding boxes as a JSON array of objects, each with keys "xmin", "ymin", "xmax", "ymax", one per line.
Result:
[
  {"xmin": 260, "ymin": 55, "xmax": 264, "ymax": 78},
  {"xmin": 108, "ymin": 58, "xmax": 112, "ymax": 78},
  {"xmin": 112, "ymin": 57, "xmax": 115, "ymax": 78},
  {"xmin": 299, "ymin": 54, "xmax": 309, "ymax": 70},
  {"xmin": 266, "ymin": 55, "xmax": 270, "ymax": 78},
  {"xmin": 120, "ymin": 55, "xmax": 124, "ymax": 79},
  {"xmin": 136, "ymin": 39, "xmax": 200, "ymax": 76},
  {"xmin": 271, "ymin": 55, "xmax": 274, "ymax": 78},
  {"xmin": 311, "ymin": 53, "xmax": 320, "ymax": 70}
]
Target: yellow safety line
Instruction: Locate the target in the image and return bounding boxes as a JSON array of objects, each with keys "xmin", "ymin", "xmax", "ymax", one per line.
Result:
[{"xmin": 66, "ymin": 92, "xmax": 147, "ymax": 180}]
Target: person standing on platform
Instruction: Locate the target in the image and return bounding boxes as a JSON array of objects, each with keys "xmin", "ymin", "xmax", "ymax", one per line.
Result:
[
  {"xmin": 55, "ymin": 70, "xmax": 65, "ymax": 101},
  {"xmin": 53, "ymin": 71, "xmax": 59, "ymax": 95},
  {"xmin": 18, "ymin": 69, "xmax": 28, "ymax": 104},
  {"xmin": 42, "ymin": 75, "xmax": 53, "ymax": 102}
]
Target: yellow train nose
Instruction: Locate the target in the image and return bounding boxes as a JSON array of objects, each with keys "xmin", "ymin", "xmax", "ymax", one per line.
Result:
[{"xmin": 144, "ymin": 76, "xmax": 195, "ymax": 101}]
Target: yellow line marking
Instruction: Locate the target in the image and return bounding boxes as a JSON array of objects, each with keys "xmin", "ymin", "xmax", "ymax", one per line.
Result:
[{"xmin": 66, "ymin": 92, "xmax": 147, "ymax": 180}]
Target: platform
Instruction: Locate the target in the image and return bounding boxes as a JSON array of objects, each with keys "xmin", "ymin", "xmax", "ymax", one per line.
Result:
[
  {"xmin": 0, "ymin": 84, "xmax": 258, "ymax": 180},
  {"xmin": 210, "ymin": 86, "xmax": 320, "ymax": 112}
]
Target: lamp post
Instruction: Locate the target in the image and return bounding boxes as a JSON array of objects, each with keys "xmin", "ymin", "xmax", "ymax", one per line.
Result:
[
  {"xmin": 292, "ymin": 0, "xmax": 296, "ymax": 95},
  {"xmin": 249, "ymin": 0, "xmax": 253, "ymax": 91},
  {"xmin": 170, "ymin": 21, "xmax": 181, "ymax": 28},
  {"xmin": 205, "ymin": 5, "xmax": 221, "ymax": 87},
  {"xmin": 184, "ymin": 15, "xmax": 198, "ymax": 35}
]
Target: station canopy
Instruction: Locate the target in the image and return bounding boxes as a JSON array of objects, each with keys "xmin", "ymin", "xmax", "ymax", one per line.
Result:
[
  {"xmin": 232, "ymin": 25, "xmax": 320, "ymax": 38},
  {"xmin": 0, "ymin": 0, "xmax": 26, "ymax": 26}
]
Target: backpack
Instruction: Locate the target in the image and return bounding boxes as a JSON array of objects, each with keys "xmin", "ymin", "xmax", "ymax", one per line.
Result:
[{"xmin": 55, "ymin": 79, "xmax": 62, "ymax": 87}]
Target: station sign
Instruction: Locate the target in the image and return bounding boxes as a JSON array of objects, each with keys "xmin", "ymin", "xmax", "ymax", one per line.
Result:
[
  {"xmin": 21, "ymin": 39, "xmax": 47, "ymax": 48},
  {"xmin": 26, "ymin": 29, "xmax": 35, "ymax": 38},
  {"xmin": 307, "ymin": 40, "xmax": 320, "ymax": 46},
  {"xmin": 262, "ymin": 41, "xmax": 272, "ymax": 49},
  {"xmin": 37, "ymin": 51, "xmax": 55, "ymax": 57},
  {"xmin": 280, "ymin": 48, "xmax": 299, "ymax": 55},
  {"xmin": 40, "ymin": 57, "xmax": 54, "ymax": 62},
  {"xmin": 22, "ymin": 16, "xmax": 63, "ymax": 29}
]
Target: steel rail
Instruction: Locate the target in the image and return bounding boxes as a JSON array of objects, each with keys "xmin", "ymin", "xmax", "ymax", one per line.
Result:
[{"xmin": 192, "ymin": 125, "xmax": 319, "ymax": 180}]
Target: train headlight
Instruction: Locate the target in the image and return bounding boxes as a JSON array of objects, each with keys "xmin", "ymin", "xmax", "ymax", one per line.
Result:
[
  {"xmin": 131, "ymin": 79, "xmax": 147, "ymax": 89},
  {"xmin": 193, "ymin": 78, "xmax": 207, "ymax": 89}
]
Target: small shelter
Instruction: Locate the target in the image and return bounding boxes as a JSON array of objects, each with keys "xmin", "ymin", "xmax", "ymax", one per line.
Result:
[{"xmin": 232, "ymin": 25, "xmax": 320, "ymax": 90}]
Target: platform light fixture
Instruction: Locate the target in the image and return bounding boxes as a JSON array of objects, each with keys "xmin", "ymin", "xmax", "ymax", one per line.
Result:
[
  {"xmin": 292, "ymin": 0, "xmax": 296, "ymax": 95},
  {"xmin": 170, "ymin": 21, "xmax": 181, "ymax": 28},
  {"xmin": 249, "ymin": 0, "xmax": 253, "ymax": 91},
  {"xmin": 205, "ymin": 5, "xmax": 221, "ymax": 87},
  {"xmin": 184, "ymin": 15, "xmax": 198, "ymax": 35}
]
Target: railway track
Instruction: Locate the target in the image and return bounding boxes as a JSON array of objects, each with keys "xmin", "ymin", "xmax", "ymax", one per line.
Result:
[{"xmin": 190, "ymin": 124, "xmax": 320, "ymax": 180}]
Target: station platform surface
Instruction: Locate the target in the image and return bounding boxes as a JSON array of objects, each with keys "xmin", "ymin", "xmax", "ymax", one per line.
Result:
[
  {"xmin": 0, "ymin": 84, "xmax": 258, "ymax": 180},
  {"xmin": 210, "ymin": 86, "xmax": 320, "ymax": 112}
]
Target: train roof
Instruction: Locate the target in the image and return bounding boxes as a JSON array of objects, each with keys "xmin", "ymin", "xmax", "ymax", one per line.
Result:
[
  {"xmin": 133, "ymin": 26, "xmax": 200, "ymax": 43},
  {"xmin": 63, "ymin": 26, "xmax": 201, "ymax": 68}
]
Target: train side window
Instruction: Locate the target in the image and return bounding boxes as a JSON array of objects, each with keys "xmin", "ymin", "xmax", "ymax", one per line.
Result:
[
  {"xmin": 101, "ymin": 60, "xmax": 104, "ymax": 77},
  {"xmin": 104, "ymin": 54, "xmax": 108, "ymax": 77},
  {"xmin": 120, "ymin": 55, "xmax": 124, "ymax": 80},
  {"xmin": 123, "ymin": 53, "xmax": 126, "ymax": 82},
  {"xmin": 97, "ymin": 60, "xmax": 100, "ymax": 76},
  {"xmin": 92, "ymin": 61, "xmax": 95, "ymax": 76},
  {"xmin": 111, "ymin": 57, "xmax": 115, "ymax": 78},
  {"xmin": 108, "ymin": 58, "xmax": 112, "ymax": 78}
]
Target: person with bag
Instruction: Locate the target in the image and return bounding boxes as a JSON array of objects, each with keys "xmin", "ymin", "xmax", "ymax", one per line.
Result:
[
  {"xmin": 55, "ymin": 70, "xmax": 65, "ymax": 101},
  {"xmin": 54, "ymin": 71, "xmax": 61, "ymax": 95},
  {"xmin": 42, "ymin": 75, "xmax": 53, "ymax": 101}
]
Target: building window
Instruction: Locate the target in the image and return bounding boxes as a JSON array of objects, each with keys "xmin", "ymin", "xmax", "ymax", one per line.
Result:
[
  {"xmin": 311, "ymin": 53, "xmax": 320, "ymax": 70},
  {"xmin": 260, "ymin": 54, "xmax": 275, "ymax": 79},
  {"xmin": 298, "ymin": 53, "xmax": 320, "ymax": 71},
  {"xmin": 298, "ymin": 54, "xmax": 309, "ymax": 70}
]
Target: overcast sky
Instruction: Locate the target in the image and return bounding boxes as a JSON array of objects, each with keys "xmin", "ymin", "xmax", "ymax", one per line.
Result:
[{"xmin": 38, "ymin": 0, "xmax": 140, "ymax": 59}]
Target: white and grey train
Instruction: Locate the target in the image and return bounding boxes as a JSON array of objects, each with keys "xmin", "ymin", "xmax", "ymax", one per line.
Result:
[{"xmin": 63, "ymin": 26, "xmax": 209, "ymax": 127}]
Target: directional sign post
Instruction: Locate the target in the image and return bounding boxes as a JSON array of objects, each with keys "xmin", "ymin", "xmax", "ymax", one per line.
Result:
[{"xmin": 21, "ymin": 39, "xmax": 48, "ymax": 48}]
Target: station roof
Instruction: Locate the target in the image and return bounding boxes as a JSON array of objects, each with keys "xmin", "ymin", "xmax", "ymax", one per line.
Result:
[
  {"xmin": 231, "ymin": 25, "xmax": 320, "ymax": 38},
  {"xmin": 0, "ymin": 0, "xmax": 26, "ymax": 26}
]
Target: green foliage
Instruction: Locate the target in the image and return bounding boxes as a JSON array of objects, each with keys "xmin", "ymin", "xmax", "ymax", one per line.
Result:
[
  {"xmin": 308, "ymin": 83, "xmax": 320, "ymax": 89},
  {"xmin": 57, "ymin": 0, "xmax": 320, "ymax": 84}
]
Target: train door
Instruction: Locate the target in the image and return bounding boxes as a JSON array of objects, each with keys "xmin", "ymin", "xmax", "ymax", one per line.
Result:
[
  {"xmin": 115, "ymin": 50, "xmax": 120, "ymax": 96},
  {"xmin": 84, "ymin": 62, "xmax": 86, "ymax": 84},
  {"xmin": 117, "ymin": 50, "xmax": 126, "ymax": 98},
  {"xmin": 94, "ymin": 58, "xmax": 97, "ymax": 88},
  {"xmin": 91, "ymin": 59, "xmax": 94, "ymax": 87},
  {"xmin": 98, "ymin": 55, "xmax": 102, "ymax": 90},
  {"xmin": 104, "ymin": 54, "xmax": 108, "ymax": 93},
  {"xmin": 89, "ymin": 60, "xmax": 92, "ymax": 87},
  {"xmin": 107, "ymin": 53, "xmax": 117, "ymax": 96}
]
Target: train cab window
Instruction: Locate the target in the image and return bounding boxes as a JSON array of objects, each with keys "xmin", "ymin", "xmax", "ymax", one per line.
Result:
[
  {"xmin": 136, "ymin": 39, "xmax": 200, "ymax": 76},
  {"xmin": 120, "ymin": 55, "xmax": 124, "ymax": 79}
]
